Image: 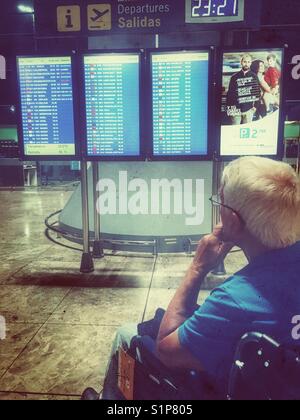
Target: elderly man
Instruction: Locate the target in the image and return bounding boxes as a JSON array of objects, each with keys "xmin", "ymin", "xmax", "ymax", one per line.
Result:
[{"xmin": 83, "ymin": 156, "xmax": 300, "ymax": 400}]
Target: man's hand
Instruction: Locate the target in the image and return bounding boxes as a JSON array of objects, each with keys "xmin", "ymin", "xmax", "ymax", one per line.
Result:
[
  {"xmin": 191, "ymin": 224, "xmax": 234, "ymax": 278},
  {"xmin": 156, "ymin": 225, "xmax": 233, "ymax": 360}
]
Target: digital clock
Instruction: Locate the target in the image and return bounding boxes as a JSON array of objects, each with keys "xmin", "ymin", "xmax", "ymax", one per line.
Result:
[{"xmin": 186, "ymin": 0, "xmax": 245, "ymax": 23}]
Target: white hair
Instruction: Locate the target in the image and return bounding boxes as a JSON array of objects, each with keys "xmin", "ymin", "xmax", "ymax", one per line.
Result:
[{"xmin": 222, "ymin": 156, "xmax": 300, "ymax": 249}]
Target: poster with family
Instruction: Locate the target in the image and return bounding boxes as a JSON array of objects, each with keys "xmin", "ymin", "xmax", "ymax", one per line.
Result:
[{"xmin": 220, "ymin": 49, "xmax": 283, "ymax": 157}]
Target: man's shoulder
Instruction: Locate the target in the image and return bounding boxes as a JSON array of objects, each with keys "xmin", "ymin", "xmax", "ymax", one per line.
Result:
[
  {"xmin": 191, "ymin": 275, "xmax": 251, "ymax": 323},
  {"xmin": 212, "ymin": 273, "xmax": 253, "ymax": 306},
  {"xmin": 221, "ymin": 272, "xmax": 249, "ymax": 288},
  {"xmin": 231, "ymin": 70, "xmax": 242, "ymax": 80}
]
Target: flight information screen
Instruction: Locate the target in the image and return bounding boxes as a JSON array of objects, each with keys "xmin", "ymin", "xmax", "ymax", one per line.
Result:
[
  {"xmin": 151, "ymin": 51, "xmax": 209, "ymax": 157},
  {"xmin": 84, "ymin": 53, "xmax": 140, "ymax": 157},
  {"xmin": 17, "ymin": 56, "xmax": 76, "ymax": 157}
]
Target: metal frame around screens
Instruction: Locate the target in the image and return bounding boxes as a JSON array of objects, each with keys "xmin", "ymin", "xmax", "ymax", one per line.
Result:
[
  {"xmin": 185, "ymin": 0, "xmax": 245, "ymax": 24},
  {"xmin": 16, "ymin": 53, "xmax": 81, "ymax": 161},
  {"xmin": 147, "ymin": 47, "xmax": 215, "ymax": 162},
  {"xmin": 79, "ymin": 49, "xmax": 145, "ymax": 162},
  {"xmin": 216, "ymin": 46, "xmax": 286, "ymax": 161}
]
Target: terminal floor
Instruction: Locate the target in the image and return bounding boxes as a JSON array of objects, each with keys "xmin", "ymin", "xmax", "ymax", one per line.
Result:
[{"xmin": 0, "ymin": 188, "xmax": 248, "ymax": 400}]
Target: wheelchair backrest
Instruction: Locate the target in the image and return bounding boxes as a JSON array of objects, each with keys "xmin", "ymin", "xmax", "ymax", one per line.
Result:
[{"xmin": 228, "ymin": 332, "xmax": 300, "ymax": 400}]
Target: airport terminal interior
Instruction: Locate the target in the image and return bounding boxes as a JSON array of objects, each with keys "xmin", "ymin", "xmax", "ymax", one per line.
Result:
[{"xmin": 0, "ymin": 0, "xmax": 300, "ymax": 401}]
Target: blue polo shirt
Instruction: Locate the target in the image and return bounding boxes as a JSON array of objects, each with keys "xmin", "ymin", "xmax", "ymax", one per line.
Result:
[{"xmin": 178, "ymin": 242, "xmax": 300, "ymax": 398}]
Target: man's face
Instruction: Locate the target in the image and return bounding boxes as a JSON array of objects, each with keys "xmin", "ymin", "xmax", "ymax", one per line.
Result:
[{"xmin": 241, "ymin": 57, "xmax": 252, "ymax": 72}]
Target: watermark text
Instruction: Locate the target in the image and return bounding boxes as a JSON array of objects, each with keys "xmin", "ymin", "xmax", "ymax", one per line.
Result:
[
  {"xmin": 0, "ymin": 55, "xmax": 6, "ymax": 80},
  {"xmin": 291, "ymin": 55, "xmax": 300, "ymax": 80},
  {"xmin": 292, "ymin": 315, "xmax": 300, "ymax": 340},
  {"xmin": 0, "ymin": 315, "xmax": 6, "ymax": 340},
  {"xmin": 96, "ymin": 171, "xmax": 205, "ymax": 226}
]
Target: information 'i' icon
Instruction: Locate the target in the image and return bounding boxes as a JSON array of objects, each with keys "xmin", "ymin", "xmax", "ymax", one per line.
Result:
[
  {"xmin": 57, "ymin": 6, "xmax": 81, "ymax": 32},
  {"xmin": 66, "ymin": 9, "xmax": 73, "ymax": 28}
]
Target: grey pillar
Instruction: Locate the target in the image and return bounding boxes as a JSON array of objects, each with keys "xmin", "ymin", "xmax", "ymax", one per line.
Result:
[{"xmin": 80, "ymin": 160, "xmax": 94, "ymax": 273}]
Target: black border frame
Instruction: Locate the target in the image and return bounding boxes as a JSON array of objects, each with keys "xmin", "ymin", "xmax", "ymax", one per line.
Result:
[
  {"xmin": 16, "ymin": 52, "xmax": 81, "ymax": 162},
  {"xmin": 216, "ymin": 46, "xmax": 286, "ymax": 161},
  {"xmin": 78, "ymin": 49, "xmax": 146, "ymax": 162},
  {"xmin": 146, "ymin": 47, "xmax": 215, "ymax": 162}
]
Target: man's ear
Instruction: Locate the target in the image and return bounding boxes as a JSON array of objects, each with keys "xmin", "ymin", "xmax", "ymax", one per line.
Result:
[
  {"xmin": 229, "ymin": 211, "xmax": 244, "ymax": 239},
  {"xmin": 222, "ymin": 209, "xmax": 244, "ymax": 242}
]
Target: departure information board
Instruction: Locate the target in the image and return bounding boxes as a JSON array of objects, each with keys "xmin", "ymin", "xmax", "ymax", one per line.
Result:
[
  {"xmin": 83, "ymin": 53, "xmax": 140, "ymax": 158},
  {"xmin": 17, "ymin": 56, "xmax": 76, "ymax": 158},
  {"xmin": 151, "ymin": 51, "xmax": 210, "ymax": 158}
]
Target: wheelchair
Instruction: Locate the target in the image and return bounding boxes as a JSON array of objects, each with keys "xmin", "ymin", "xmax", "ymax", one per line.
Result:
[
  {"xmin": 130, "ymin": 332, "xmax": 300, "ymax": 400},
  {"xmin": 82, "ymin": 308, "xmax": 300, "ymax": 400}
]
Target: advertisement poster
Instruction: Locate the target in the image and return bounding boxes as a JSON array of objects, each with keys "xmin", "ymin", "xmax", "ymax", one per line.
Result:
[{"xmin": 220, "ymin": 49, "xmax": 283, "ymax": 156}]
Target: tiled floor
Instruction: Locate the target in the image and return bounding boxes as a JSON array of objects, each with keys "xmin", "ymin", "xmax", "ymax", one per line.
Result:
[{"xmin": 0, "ymin": 189, "xmax": 248, "ymax": 400}]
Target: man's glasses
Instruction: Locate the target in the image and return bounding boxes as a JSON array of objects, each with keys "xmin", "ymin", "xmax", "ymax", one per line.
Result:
[{"xmin": 209, "ymin": 195, "xmax": 245, "ymax": 226}]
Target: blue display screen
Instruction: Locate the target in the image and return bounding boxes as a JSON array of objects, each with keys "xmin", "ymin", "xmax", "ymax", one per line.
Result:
[
  {"xmin": 17, "ymin": 56, "xmax": 76, "ymax": 157},
  {"xmin": 152, "ymin": 51, "xmax": 209, "ymax": 157},
  {"xmin": 191, "ymin": 0, "xmax": 239, "ymax": 17},
  {"xmin": 84, "ymin": 54, "xmax": 140, "ymax": 157}
]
